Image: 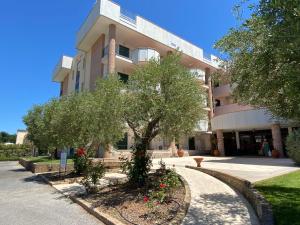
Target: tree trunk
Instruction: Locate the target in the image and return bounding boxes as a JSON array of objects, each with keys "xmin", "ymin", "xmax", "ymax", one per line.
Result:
[{"xmin": 103, "ymin": 143, "xmax": 113, "ymax": 158}]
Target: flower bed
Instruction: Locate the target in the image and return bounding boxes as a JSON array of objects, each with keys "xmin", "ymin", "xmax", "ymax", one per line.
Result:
[{"xmin": 80, "ymin": 171, "xmax": 188, "ymax": 225}]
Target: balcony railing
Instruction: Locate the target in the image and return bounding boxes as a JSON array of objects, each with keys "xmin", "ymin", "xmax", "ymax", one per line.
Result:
[
  {"xmin": 214, "ymin": 104, "xmax": 254, "ymax": 116},
  {"xmin": 120, "ymin": 8, "xmax": 136, "ymax": 25}
]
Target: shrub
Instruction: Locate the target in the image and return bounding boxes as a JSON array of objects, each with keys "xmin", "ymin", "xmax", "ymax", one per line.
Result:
[
  {"xmin": 144, "ymin": 169, "xmax": 181, "ymax": 208},
  {"xmin": 81, "ymin": 161, "xmax": 105, "ymax": 193},
  {"xmin": 286, "ymin": 130, "xmax": 300, "ymax": 164},
  {"xmin": 120, "ymin": 146, "xmax": 152, "ymax": 186},
  {"xmin": 73, "ymin": 148, "xmax": 88, "ymax": 175}
]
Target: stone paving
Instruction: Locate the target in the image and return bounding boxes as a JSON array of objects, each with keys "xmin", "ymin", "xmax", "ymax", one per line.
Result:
[{"xmin": 153, "ymin": 156, "xmax": 299, "ymax": 182}]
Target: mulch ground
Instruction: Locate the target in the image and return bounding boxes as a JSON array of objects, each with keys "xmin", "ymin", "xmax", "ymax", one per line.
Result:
[{"xmin": 82, "ymin": 173, "xmax": 186, "ymax": 225}]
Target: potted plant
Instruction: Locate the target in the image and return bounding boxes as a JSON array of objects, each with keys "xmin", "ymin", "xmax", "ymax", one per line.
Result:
[
  {"xmin": 177, "ymin": 146, "xmax": 184, "ymax": 157},
  {"xmin": 272, "ymin": 149, "xmax": 280, "ymax": 158},
  {"xmin": 210, "ymin": 135, "xmax": 220, "ymax": 156},
  {"xmin": 193, "ymin": 157, "xmax": 204, "ymax": 167}
]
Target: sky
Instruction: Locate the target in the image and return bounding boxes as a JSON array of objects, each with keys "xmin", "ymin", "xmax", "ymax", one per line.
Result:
[{"xmin": 0, "ymin": 0, "xmax": 249, "ymax": 134}]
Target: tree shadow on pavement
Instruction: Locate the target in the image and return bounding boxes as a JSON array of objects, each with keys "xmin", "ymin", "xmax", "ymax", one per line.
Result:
[
  {"xmin": 204, "ymin": 157, "xmax": 297, "ymax": 168},
  {"xmin": 183, "ymin": 192, "xmax": 259, "ymax": 225}
]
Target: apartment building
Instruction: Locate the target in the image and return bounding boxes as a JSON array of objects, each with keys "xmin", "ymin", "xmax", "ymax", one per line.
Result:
[
  {"xmin": 211, "ymin": 80, "xmax": 297, "ymax": 157},
  {"xmin": 52, "ymin": 0, "xmax": 220, "ymax": 154}
]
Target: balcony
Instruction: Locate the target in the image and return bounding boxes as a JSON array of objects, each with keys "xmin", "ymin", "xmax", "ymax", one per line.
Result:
[
  {"xmin": 52, "ymin": 56, "xmax": 73, "ymax": 82},
  {"xmin": 195, "ymin": 120, "xmax": 209, "ymax": 132},
  {"xmin": 214, "ymin": 104, "xmax": 253, "ymax": 117},
  {"xmin": 102, "ymin": 46, "xmax": 160, "ymax": 65},
  {"xmin": 190, "ymin": 68, "xmax": 205, "ymax": 82},
  {"xmin": 132, "ymin": 48, "xmax": 160, "ymax": 64}
]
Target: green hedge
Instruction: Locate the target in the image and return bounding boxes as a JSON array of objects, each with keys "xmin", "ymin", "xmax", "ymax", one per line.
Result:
[{"xmin": 0, "ymin": 144, "xmax": 32, "ymax": 160}]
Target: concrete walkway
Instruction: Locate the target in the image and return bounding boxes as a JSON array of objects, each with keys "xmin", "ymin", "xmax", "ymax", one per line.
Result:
[
  {"xmin": 175, "ymin": 167, "xmax": 259, "ymax": 225},
  {"xmin": 152, "ymin": 160, "xmax": 260, "ymax": 225},
  {"xmin": 0, "ymin": 161, "xmax": 103, "ymax": 225},
  {"xmin": 154, "ymin": 156, "xmax": 299, "ymax": 182}
]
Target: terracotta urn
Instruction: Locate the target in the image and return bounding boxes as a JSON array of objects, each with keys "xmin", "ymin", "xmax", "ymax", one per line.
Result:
[
  {"xmin": 177, "ymin": 148, "xmax": 184, "ymax": 157},
  {"xmin": 272, "ymin": 149, "xmax": 280, "ymax": 158},
  {"xmin": 212, "ymin": 149, "xmax": 220, "ymax": 157},
  {"xmin": 194, "ymin": 157, "xmax": 204, "ymax": 167}
]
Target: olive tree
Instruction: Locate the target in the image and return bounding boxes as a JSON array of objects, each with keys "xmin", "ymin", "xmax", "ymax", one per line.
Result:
[
  {"xmin": 214, "ymin": 0, "xmax": 300, "ymax": 121},
  {"xmin": 123, "ymin": 53, "xmax": 207, "ymax": 184}
]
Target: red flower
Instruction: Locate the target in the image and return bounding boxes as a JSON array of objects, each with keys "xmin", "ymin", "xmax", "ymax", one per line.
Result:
[
  {"xmin": 143, "ymin": 196, "xmax": 149, "ymax": 202},
  {"xmin": 76, "ymin": 148, "xmax": 85, "ymax": 157},
  {"xmin": 159, "ymin": 183, "xmax": 167, "ymax": 188}
]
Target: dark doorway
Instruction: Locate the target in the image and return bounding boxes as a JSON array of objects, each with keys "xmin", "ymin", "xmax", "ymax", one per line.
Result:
[
  {"xmin": 188, "ymin": 137, "xmax": 195, "ymax": 150},
  {"xmin": 224, "ymin": 132, "xmax": 237, "ymax": 156},
  {"xmin": 239, "ymin": 130, "xmax": 273, "ymax": 155},
  {"xmin": 116, "ymin": 133, "xmax": 128, "ymax": 150}
]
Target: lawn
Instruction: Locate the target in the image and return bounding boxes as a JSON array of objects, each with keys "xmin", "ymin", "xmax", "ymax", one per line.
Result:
[
  {"xmin": 254, "ymin": 170, "xmax": 300, "ymax": 225},
  {"xmin": 23, "ymin": 156, "xmax": 74, "ymax": 164}
]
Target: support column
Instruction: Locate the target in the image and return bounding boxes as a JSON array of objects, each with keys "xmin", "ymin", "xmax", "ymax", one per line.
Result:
[
  {"xmin": 168, "ymin": 138, "xmax": 178, "ymax": 157},
  {"xmin": 108, "ymin": 24, "xmax": 116, "ymax": 74},
  {"xmin": 206, "ymin": 68, "xmax": 214, "ymax": 119},
  {"xmin": 288, "ymin": 127, "xmax": 293, "ymax": 135},
  {"xmin": 271, "ymin": 124, "xmax": 283, "ymax": 157},
  {"xmin": 216, "ymin": 130, "xmax": 225, "ymax": 156},
  {"xmin": 235, "ymin": 131, "xmax": 240, "ymax": 150}
]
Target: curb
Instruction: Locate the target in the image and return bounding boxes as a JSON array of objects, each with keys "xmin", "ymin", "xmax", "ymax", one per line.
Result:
[
  {"xmin": 185, "ymin": 165, "xmax": 274, "ymax": 225},
  {"xmin": 38, "ymin": 174, "xmax": 126, "ymax": 225},
  {"xmin": 39, "ymin": 172, "xmax": 191, "ymax": 225}
]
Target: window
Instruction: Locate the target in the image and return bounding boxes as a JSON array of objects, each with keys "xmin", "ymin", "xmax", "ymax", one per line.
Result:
[
  {"xmin": 75, "ymin": 71, "xmax": 80, "ymax": 92},
  {"xmin": 118, "ymin": 72, "xmax": 129, "ymax": 84},
  {"xmin": 116, "ymin": 133, "xmax": 128, "ymax": 150},
  {"xmin": 118, "ymin": 45, "xmax": 130, "ymax": 58}
]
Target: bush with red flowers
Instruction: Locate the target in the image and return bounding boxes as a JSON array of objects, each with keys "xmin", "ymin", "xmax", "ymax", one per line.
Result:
[
  {"xmin": 145, "ymin": 169, "xmax": 181, "ymax": 208},
  {"xmin": 74, "ymin": 147, "xmax": 88, "ymax": 175}
]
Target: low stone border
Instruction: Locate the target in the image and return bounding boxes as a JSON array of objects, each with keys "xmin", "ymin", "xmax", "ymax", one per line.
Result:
[
  {"xmin": 39, "ymin": 171, "xmax": 191, "ymax": 225},
  {"xmin": 19, "ymin": 158, "xmax": 74, "ymax": 173},
  {"xmin": 171, "ymin": 174, "xmax": 191, "ymax": 225},
  {"xmin": 186, "ymin": 165, "xmax": 274, "ymax": 225}
]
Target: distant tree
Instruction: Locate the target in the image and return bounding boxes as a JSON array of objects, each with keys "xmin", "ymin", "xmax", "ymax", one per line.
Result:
[
  {"xmin": 215, "ymin": 0, "xmax": 300, "ymax": 120},
  {"xmin": 0, "ymin": 132, "xmax": 16, "ymax": 143},
  {"xmin": 23, "ymin": 99, "xmax": 60, "ymax": 154}
]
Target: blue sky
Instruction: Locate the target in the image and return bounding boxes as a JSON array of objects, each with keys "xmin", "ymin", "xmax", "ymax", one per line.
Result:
[{"xmin": 0, "ymin": 0, "xmax": 248, "ymax": 134}]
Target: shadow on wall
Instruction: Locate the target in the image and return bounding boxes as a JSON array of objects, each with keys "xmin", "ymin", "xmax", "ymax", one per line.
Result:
[{"xmin": 183, "ymin": 192, "xmax": 259, "ymax": 225}]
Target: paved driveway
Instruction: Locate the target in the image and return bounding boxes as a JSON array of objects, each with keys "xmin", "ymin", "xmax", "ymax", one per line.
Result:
[
  {"xmin": 0, "ymin": 161, "xmax": 103, "ymax": 225},
  {"xmin": 154, "ymin": 156, "xmax": 299, "ymax": 182}
]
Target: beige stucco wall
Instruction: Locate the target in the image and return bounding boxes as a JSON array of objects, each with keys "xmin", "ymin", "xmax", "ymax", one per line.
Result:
[{"xmin": 16, "ymin": 131, "xmax": 28, "ymax": 145}]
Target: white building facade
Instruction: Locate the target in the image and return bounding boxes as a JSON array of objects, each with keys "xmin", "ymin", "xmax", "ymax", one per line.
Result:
[{"xmin": 52, "ymin": 0, "xmax": 220, "ymax": 154}]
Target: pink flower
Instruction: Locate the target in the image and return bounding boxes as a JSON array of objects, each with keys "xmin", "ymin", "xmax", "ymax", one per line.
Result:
[
  {"xmin": 159, "ymin": 183, "xmax": 167, "ymax": 188},
  {"xmin": 143, "ymin": 196, "xmax": 149, "ymax": 202}
]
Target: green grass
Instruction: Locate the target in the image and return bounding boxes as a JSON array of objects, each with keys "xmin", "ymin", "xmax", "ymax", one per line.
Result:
[
  {"xmin": 254, "ymin": 170, "xmax": 300, "ymax": 225},
  {"xmin": 23, "ymin": 156, "xmax": 74, "ymax": 164}
]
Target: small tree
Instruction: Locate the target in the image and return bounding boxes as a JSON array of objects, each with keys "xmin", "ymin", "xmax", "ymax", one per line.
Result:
[
  {"xmin": 50, "ymin": 92, "xmax": 93, "ymax": 150},
  {"xmin": 124, "ymin": 53, "xmax": 207, "ymax": 185},
  {"xmin": 87, "ymin": 76, "xmax": 126, "ymax": 157}
]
